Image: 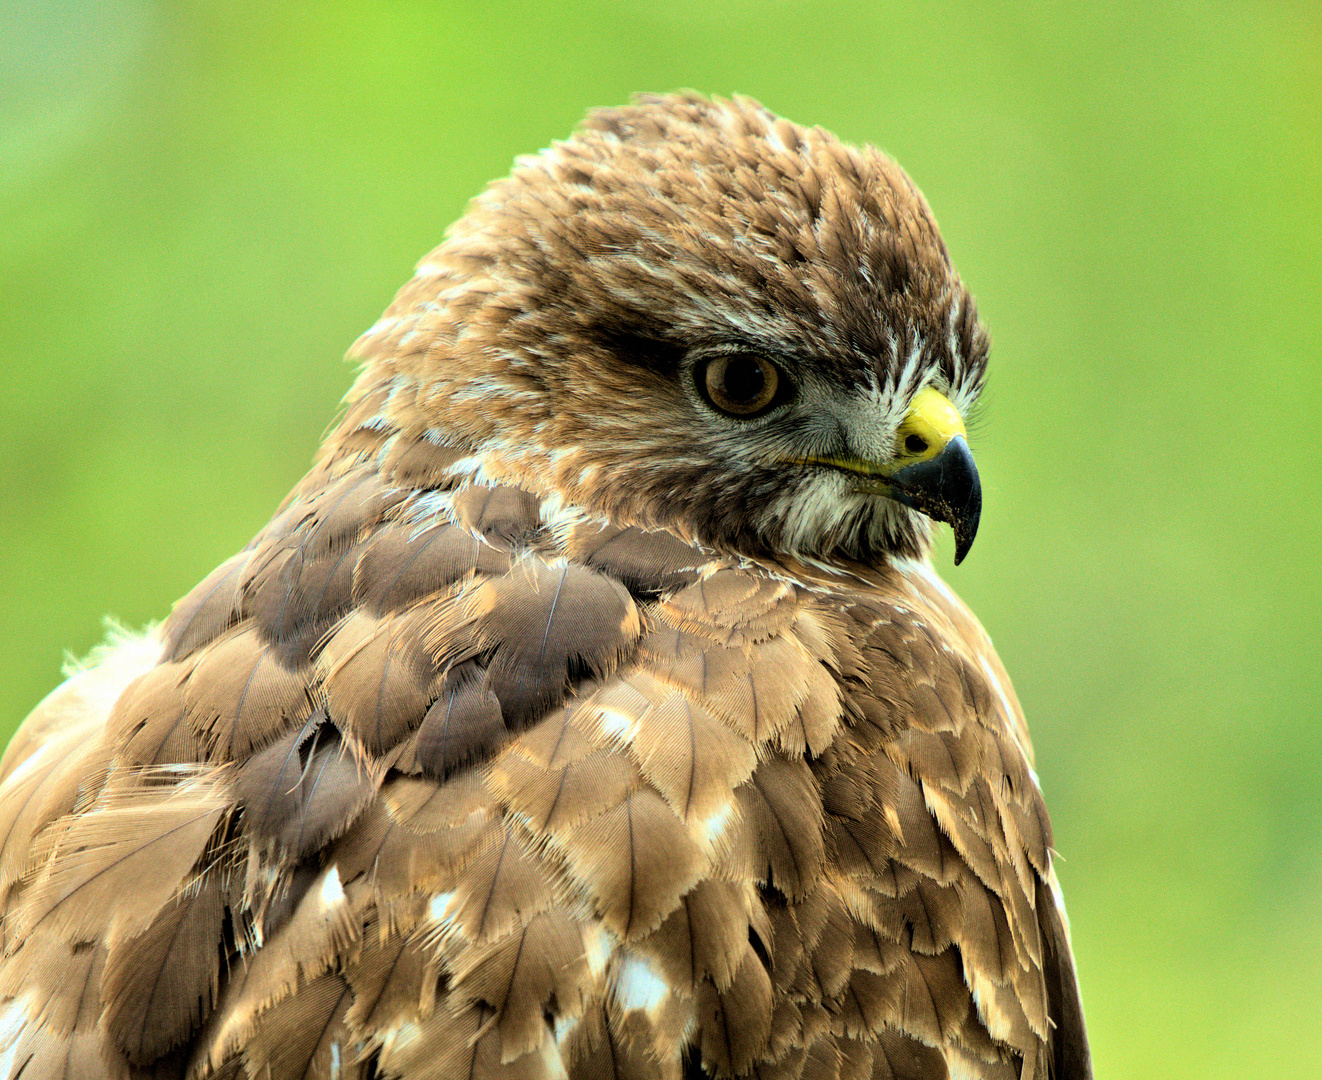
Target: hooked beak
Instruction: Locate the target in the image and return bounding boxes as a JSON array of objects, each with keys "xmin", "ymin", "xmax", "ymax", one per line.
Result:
[
  {"xmin": 794, "ymin": 387, "xmax": 983, "ymax": 564},
  {"xmin": 881, "ymin": 434, "xmax": 981, "ymax": 565}
]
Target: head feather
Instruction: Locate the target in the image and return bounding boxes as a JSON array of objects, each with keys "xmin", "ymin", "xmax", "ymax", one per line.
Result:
[{"xmin": 333, "ymin": 93, "xmax": 988, "ymax": 566}]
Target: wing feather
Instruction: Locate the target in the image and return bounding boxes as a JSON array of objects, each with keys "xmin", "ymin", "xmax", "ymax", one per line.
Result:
[
  {"xmin": 14, "ymin": 772, "xmax": 228, "ymax": 944},
  {"xmin": 101, "ymin": 875, "xmax": 226, "ymax": 1063},
  {"xmin": 0, "ymin": 464, "xmax": 1090, "ymax": 1078}
]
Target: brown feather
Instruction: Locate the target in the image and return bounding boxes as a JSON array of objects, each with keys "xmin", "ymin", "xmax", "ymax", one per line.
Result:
[
  {"xmin": 558, "ymin": 790, "xmax": 705, "ymax": 940},
  {"xmin": 451, "ymin": 910, "xmax": 590, "ymax": 1061},
  {"xmin": 279, "ymin": 471, "xmax": 403, "ymax": 561},
  {"xmin": 1, "ymin": 1031, "xmax": 127, "ymax": 1080},
  {"xmin": 1037, "ymin": 874, "xmax": 1094, "ymax": 1080},
  {"xmin": 773, "ymin": 653, "xmax": 841, "ymax": 759},
  {"xmin": 451, "ymin": 484, "xmax": 542, "ymax": 544},
  {"xmin": 234, "ymin": 715, "xmax": 378, "ymax": 859},
  {"xmin": 318, "ymin": 608, "xmax": 444, "ymax": 754},
  {"xmin": 193, "ymin": 866, "xmax": 359, "ymax": 1073},
  {"xmin": 736, "ymin": 758, "xmax": 826, "ymax": 901},
  {"xmin": 101, "ymin": 877, "xmax": 226, "ymax": 1063},
  {"xmin": 803, "ymin": 891, "xmax": 856, "ymax": 1000},
  {"xmin": 328, "ymin": 779, "xmax": 491, "ymax": 902},
  {"xmin": 354, "ymin": 522, "xmax": 510, "ymax": 615},
  {"xmin": 696, "ymin": 951, "xmax": 775, "ymax": 1078},
  {"xmin": 161, "ymin": 554, "xmax": 248, "ymax": 663},
  {"xmin": 0, "ymin": 941, "xmax": 122, "ymax": 1080},
  {"xmin": 602, "ymin": 682, "xmax": 755, "ymax": 826},
  {"xmin": 237, "ymin": 971, "xmax": 354, "ymax": 1080},
  {"xmin": 434, "ymin": 821, "xmax": 556, "ymax": 943},
  {"xmin": 378, "ymin": 434, "xmax": 466, "ymax": 489},
  {"xmin": 922, "ymin": 784, "xmax": 1001, "ymax": 887},
  {"xmin": 871, "ymin": 1029, "xmax": 951, "ymax": 1080},
  {"xmin": 181, "ymin": 630, "xmax": 311, "ymax": 761},
  {"xmin": 0, "ymin": 93, "xmax": 1092, "ymax": 1080},
  {"xmin": 402, "ymin": 674, "xmax": 508, "ymax": 778},
  {"xmin": 378, "ymin": 1000, "xmax": 570, "ymax": 1080},
  {"xmin": 492, "ymin": 743, "xmax": 641, "ymax": 836},
  {"xmin": 564, "ymin": 1002, "xmax": 677, "ymax": 1080},
  {"xmin": 471, "ymin": 561, "xmax": 642, "ymax": 728},
  {"xmin": 562, "ymin": 523, "xmax": 702, "ymax": 595},
  {"xmin": 244, "ymin": 543, "xmax": 358, "ymax": 653},
  {"xmin": 664, "ymin": 570, "xmax": 798, "ymax": 638},
  {"xmin": 372, "ymin": 1000, "xmax": 493, "ymax": 1080},
  {"xmin": 15, "ymin": 772, "xmax": 228, "ymax": 945},
  {"xmin": 0, "ymin": 933, "xmax": 101, "ymax": 1037},
  {"xmin": 640, "ymin": 878, "xmax": 759, "ymax": 992},
  {"xmin": 110, "ymin": 665, "xmax": 201, "ymax": 768},
  {"xmin": 342, "ymin": 914, "xmax": 442, "ymax": 1044},
  {"xmin": 0, "ymin": 724, "xmax": 113, "ymax": 916}
]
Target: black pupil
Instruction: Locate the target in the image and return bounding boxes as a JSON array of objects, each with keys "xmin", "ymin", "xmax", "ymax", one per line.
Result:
[{"xmin": 721, "ymin": 357, "xmax": 765, "ymax": 403}]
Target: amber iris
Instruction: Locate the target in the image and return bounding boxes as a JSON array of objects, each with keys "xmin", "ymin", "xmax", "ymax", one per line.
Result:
[{"xmin": 701, "ymin": 353, "xmax": 781, "ymax": 416}]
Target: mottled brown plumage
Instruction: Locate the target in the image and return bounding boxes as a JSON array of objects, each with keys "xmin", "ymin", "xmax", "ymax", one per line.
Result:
[{"xmin": 0, "ymin": 93, "xmax": 1090, "ymax": 1080}]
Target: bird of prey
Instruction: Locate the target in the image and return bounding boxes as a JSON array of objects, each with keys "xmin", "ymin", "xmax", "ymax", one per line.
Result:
[{"xmin": 0, "ymin": 93, "xmax": 1091, "ymax": 1080}]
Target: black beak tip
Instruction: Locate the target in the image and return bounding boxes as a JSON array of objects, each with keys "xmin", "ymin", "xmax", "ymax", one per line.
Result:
[
  {"xmin": 891, "ymin": 435, "xmax": 982, "ymax": 566},
  {"xmin": 951, "ymin": 486, "xmax": 981, "ymax": 566}
]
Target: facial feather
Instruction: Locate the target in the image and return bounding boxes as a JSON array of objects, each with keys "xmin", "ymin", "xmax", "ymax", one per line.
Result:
[{"xmin": 338, "ymin": 93, "xmax": 988, "ymax": 567}]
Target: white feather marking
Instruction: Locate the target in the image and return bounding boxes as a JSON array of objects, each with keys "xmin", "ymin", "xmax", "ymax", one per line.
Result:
[
  {"xmin": 443, "ymin": 453, "xmax": 488, "ymax": 478},
  {"xmin": 0, "ymin": 995, "xmax": 33, "ymax": 1075},
  {"xmin": 773, "ymin": 473, "xmax": 851, "ymax": 556},
  {"xmin": 977, "ymin": 657, "xmax": 1021, "ymax": 743},
  {"xmin": 538, "ymin": 491, "xmax": 594, "ymax": 544},
  {"xmin": 583, "ymin": 924, "xmax": 615, "ymax": 978},
  {"xmin": 896, "ymin": 333, "xmax": 926, "ymax": 396},
  {"xmin": 892, "ymin": 555, "xmax": 961, "ymax": 609},
  {"xmin": 833, "ymin": 381, "xmax": 907, "ymax": 463},
  {"xmin": 381, "ymin": 1019, "xmax": 421, "ymax": 1055},
  {"xmin": 49, "ymin": 621, "xmax": 163, "ymax": 722},
  {"xmin": 535, "ymin": 1037, "xmax": 570, "ymax": 1080},
  {"xmin": 1045, "ymin": 860, "xmax": 1073, "ymax": 937},
  {"xmin": 427, "ymin": 891, "xmax": 457, "ymax": 925},
  {"xmin": 60, "ymin": 618, "xmax": 162, "ymax": 681},
  {"xmin": 594, "ymin": 707, "xmax": 636, "ymax": 743},
  {"xmin": 946, "ymin": 296, "xmax": 961, "ymax": 365},
  {"xmin": 318, "ymin": 864, "xmax": 344, "ymax": 908},
  {"xmin": 614, "ymin": 953, "xmax": 671, "ymax": 1013},
  {"xmin": 698, "ymin": 801, "xmax": 735, "ymax": 851},
  {"xmin": 553, "ymin": 1012, "xmax": 580, "ymax": 1046},
  {"xmin": 403, "ymin": 489, "xmax": 454, "ymax": 529}
]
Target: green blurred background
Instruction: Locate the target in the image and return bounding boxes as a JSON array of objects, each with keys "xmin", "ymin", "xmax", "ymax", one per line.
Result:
[{"xmin": 3, "ymin": 1, "xmax": 1319, "ymax": 1074}]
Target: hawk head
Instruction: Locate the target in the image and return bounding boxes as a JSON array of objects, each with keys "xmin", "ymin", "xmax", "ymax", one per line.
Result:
[{"xmin": 347, "ymin": 93, "xmax": 988, "ymax": 566}]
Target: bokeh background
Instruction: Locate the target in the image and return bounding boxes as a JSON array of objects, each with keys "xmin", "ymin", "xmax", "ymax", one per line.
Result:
[{"xmin": 3, "ymin": 1, "xmax": 1319, "ymax": 1075}]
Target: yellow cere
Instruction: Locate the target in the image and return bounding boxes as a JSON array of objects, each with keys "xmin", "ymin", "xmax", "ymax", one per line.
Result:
[
  {"xmin": 786, "ymin": 388, "xmax": 968, "ymax": 477},
  {"xmin": 894, "ymin": 387, "xmax": 966, "ymax": 462}
]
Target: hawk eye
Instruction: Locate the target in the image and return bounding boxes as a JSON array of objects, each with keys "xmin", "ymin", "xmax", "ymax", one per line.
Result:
[{"xmin": 699, "ymin": 353, "xmax": 783, "ymax": 417}]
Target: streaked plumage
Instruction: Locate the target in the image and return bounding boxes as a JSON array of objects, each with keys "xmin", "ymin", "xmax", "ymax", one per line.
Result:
[{"xmin": 0, "ymin": 93, "xmax": 1091, "ymax": 1080}]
